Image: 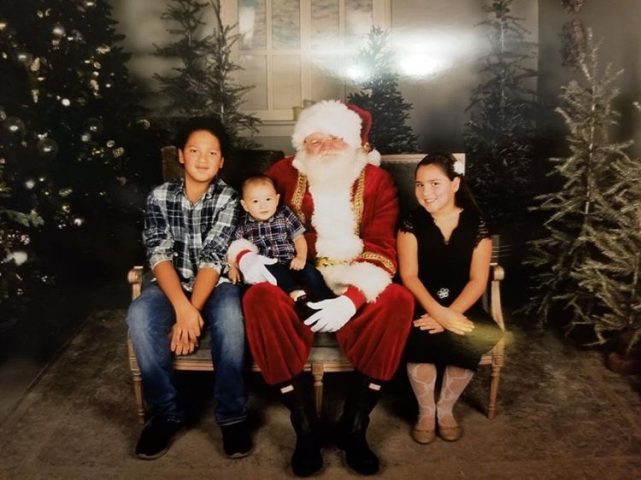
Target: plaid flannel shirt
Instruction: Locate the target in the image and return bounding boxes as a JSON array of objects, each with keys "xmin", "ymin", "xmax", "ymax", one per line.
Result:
[
  {"xmin": 143, "ymin": 177, "xmax": 240, "ymax": 291},
  {"xmin": 233, "ymin": 205, "xmax": 305, "ymax": 264}
]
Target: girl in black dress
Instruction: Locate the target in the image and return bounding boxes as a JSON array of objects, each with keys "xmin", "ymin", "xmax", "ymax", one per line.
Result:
[{"xmin": 397, "ymin": 153, "xmax": 503, "ymax": 444}]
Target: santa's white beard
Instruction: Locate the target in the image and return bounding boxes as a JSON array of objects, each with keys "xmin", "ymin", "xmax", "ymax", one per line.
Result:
[
  {"xmin": 293, "ymin": 147, "xmax": 366, "ymax": 262},
  {"xmin": 291, "ymin": 147, "xmax": 391, "ymax": 300},
  {"xmin": 295, "ymin": 148, "xmax": 362, "ymax": 189}
]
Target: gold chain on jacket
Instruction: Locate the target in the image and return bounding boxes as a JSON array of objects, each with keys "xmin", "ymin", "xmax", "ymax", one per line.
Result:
[
  {"xmin": 353, "ymin": 170, "xmax": 365, "ymax": 236},
  {"xmin": 291, "ymin": 173, "xmax": 308, "ymax": 224}
]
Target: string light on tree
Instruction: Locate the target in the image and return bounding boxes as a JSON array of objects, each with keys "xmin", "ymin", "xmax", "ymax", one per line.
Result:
[
  {"xmin": 51, "ymin": 23, "xmax": 65, "ymax": 38},
  {"xmin": 4, "ymin": 117, "xmax": 25, "ymax": 135},
  {"xmin": 84, "ymin": 118, "xmax": 102, "ymax": 134},
  {"xmin": 36, "ymin": 137, "xmax": 58, "ymax": 159},
  {"xmin": 0, "ymin": 0, "xmax": 159, "ymax": 314},
  {"xmin": 16, "ymin": 50, "xmax": 33, "ymax": 65}
]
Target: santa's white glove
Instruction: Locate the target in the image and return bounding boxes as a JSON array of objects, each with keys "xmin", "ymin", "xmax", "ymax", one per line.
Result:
[
  {"xmin": 238, "ymin": 252, "xmax": 278, "ymax": 285},
  {"xmin": 304, "ymin": 295, "xmax": 357, "ymax": 332}
]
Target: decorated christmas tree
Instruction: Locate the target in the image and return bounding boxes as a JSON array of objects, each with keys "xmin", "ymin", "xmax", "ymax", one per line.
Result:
[
  {"xmin": 0, "ymin": 0, "xmax": 158, "ymax": 313},
  {"xmin": 348, "ymin": 26, "xmax": 418, "ymax": 154},
  {"xmin": 0, "ymin": 156, "xmax": 43, "ymax": 311},
  {"xmin": 154, "ymin": 0, "xmax": 259, "ymax": 148},
  {"xmin": 526, "ymin": 31, "xmax": 641, "ymax": 350},
  {"xmin": 464, "ymin": 0, "xmax": 537, "ymax": 231}
]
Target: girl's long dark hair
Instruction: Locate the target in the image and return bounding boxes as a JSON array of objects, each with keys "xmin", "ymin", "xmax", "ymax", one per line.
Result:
[{"xmin": 415, "ymin": 152, "xmax": 484, "ymax": 216}]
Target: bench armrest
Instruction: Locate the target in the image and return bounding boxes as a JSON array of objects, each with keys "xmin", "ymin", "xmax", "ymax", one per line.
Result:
[{"xmin": 127, "ymin": 266, "xmax": 145, "ymax": 300}]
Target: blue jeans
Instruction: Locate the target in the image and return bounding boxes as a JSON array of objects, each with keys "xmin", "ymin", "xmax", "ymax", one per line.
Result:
[{"xmin": 126, "ymin": 281, "xmax": 247, "ymax": 426}]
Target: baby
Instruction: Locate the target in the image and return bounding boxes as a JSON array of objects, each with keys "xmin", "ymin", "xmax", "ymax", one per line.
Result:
[{"xmin": 228, "ymin": 174, "xmax": 334, "ymax": 315}]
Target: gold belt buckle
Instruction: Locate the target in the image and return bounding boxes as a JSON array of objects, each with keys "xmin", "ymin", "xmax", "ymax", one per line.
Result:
[{"xmin": 316, "ymin": 257, "xmax": 348, "ymax": 268}]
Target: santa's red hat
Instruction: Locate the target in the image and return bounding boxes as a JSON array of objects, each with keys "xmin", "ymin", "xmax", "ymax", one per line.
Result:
[{"xmin": 291, "ymin": 100, "xmax": 381, "ymax": 165}]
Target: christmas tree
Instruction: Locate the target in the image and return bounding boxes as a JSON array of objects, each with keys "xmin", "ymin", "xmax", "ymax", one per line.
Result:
[
  {"xmin": 526, "ymin": 31, "xmax": 641, "ymax": 348},
  {"xmin": 0, "ymin": 154, "xmax": 43, "ymax": 310},
  {"xmin": 0, "ymin": 0, "xmax": 159, "ymax": 313},
  {"xmin": 154, "ymin": 0, "xmax": 259, "ymax": 148},
  {"xmin": 570, "ymin": 97, "xmax": 641, "ymax": 350},
  {"xmin": 348, "ymin": 26, "xmax": 418, "ymax": 154},
  {"xmin": 464, "ymin": 0, "xmax": 537, "ymax": 231}
]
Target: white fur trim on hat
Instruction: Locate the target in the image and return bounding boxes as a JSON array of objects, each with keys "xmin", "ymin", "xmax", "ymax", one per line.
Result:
[
  {"xmin": 292, "ymin": 100, "xmax": 362, "ymax": 151},
  {"xmin": 367, "ymin": 148, "xmax": 381, "ymax": 166}
]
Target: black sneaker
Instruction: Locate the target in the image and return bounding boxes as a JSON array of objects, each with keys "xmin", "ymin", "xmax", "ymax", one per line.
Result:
[
  {"xmin": 294, "ymin": 295, "xmax": 317, "ymax": 322},
  {"xmin": 221, "ymin": 421, "xmax": 253, "ymax": 458},
  {"xmin": 135, "ymin": 416, "xmax": 183, "ymax": 460}
]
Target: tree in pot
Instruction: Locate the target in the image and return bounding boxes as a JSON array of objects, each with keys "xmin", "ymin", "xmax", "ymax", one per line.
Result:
[{"xmin": 526, "ymin": 31, "xmax": 641, "ymax": 372}]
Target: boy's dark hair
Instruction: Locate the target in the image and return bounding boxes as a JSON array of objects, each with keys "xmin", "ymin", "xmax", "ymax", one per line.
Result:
[
  {"xmin": 240, "ymin": 174, "xmax": 276, "ymax": 197},
  {"xmin": 174, "ymin": 116, "xmax": 231, "ymax": 158},
  {"xmin": 416, "ymin": 152, "xmax": 483, "ymax": 215}
]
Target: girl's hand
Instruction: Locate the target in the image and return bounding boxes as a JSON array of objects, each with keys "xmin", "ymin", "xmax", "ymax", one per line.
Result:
[
  {"xmin": 413, "ymin": 314, "xmax": 444, "ymax": 334},
  {"xmin": 433, "ymin": 306, "xmax": 474, "ymax": 335}
]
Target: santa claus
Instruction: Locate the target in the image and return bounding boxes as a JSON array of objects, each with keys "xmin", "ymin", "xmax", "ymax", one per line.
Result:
[{"xmin": 228, "ymin": 100, "xmax": 413, "ymax": 477}]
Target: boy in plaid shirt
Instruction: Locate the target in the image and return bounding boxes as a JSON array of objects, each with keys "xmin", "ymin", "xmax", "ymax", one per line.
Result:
[
  {"xmin": 126, "ymin": 117, "xmax": 251, "ymax": 461},
  {"xmin": 228, "ymin": 175, "xmax": 334, "ymax": 315}
]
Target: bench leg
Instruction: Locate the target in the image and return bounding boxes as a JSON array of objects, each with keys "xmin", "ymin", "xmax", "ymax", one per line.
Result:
[
  {"xmin": 487, "ymin": 361, "xmax": 502, "ymax": 419},
  {"xmin": 311, "ymin": 363, "xmax": 324, "ymax": 417},
  {"xmin": 132, "ymin": 370, "xmax": 145, "ymax": 424}
]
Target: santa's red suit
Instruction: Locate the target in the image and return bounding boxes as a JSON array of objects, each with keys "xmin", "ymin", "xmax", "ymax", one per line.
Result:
[{"xmin": 240, "ymin": 152, "xmax": 414, "ymax": 385}]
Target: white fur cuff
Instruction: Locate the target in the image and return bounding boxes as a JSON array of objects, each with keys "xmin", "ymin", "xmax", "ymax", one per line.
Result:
[
  {"xmin": 320, "ymin": 261, "xmax": 391, "ymax": 303},
  {"xmin": 227, "ymin": 238, "xmax": 258, "ymax": 265}
]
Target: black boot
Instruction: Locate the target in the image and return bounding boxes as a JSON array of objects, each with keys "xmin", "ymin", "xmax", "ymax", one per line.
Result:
[
  {"xmin": 336, "ymin": 371, "xmax": 382, "ymax": 475},
  {"xmin": 278, "ymin": 375, "xmax": 323, "ymax": 477}
]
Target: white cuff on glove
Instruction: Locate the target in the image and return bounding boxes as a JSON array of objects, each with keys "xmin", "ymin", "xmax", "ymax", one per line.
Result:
[{"xmin": 304, "ymin": 295, "xmax": 357, "ymax": 332}]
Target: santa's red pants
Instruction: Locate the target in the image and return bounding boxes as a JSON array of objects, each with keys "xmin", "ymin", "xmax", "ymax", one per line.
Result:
[{"xmin": 243, "ymin": 283, "xmax": 414, "ymax": 385}]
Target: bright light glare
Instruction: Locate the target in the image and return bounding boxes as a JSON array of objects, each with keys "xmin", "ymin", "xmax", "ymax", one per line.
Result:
[
  {"xmin": 399, "ymin": 55, "xmax": 449, "ymax": 78},
  {"xmin": 308, "ymin": 30, "xmax": 477, "ymax": 83},
  {"xmin": 346, "ymin": 65, "xmax": 367, "ymax": 82},
  {"xmin": 393, "ymin": 30, "xmax": 478, "ymax": 79}
]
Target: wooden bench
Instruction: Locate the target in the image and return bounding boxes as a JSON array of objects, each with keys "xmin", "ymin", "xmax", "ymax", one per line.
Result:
[{"xmin": 127, "ymin": 151, "xmax": 506, "ymax": 422}]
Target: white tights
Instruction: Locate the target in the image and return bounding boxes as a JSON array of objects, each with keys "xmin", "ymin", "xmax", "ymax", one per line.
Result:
[{"xmin": 407, "ymin": 363, "xmax": 474, "ymax": 430}]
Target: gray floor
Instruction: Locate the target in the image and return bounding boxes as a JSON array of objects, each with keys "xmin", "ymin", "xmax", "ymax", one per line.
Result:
[{"xmin": 1, "ymin": 307, "xmax": 640, "ymax": 480}]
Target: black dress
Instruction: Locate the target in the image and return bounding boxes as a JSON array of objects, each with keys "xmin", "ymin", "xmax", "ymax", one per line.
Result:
[{"xmin": 401, "ymin": 207, "xmax": 504, "ymax": 370}]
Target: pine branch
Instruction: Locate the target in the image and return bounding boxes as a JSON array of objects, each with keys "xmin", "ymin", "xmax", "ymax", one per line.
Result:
[{"xmin": 154, "ymin": 0, "xmax": 260, "ymax": 147}]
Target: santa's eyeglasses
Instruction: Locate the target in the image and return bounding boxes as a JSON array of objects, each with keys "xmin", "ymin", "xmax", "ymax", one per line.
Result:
[{"xmin": 304, "ymin": 135, "xmax": 344, "ymax": 147}]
